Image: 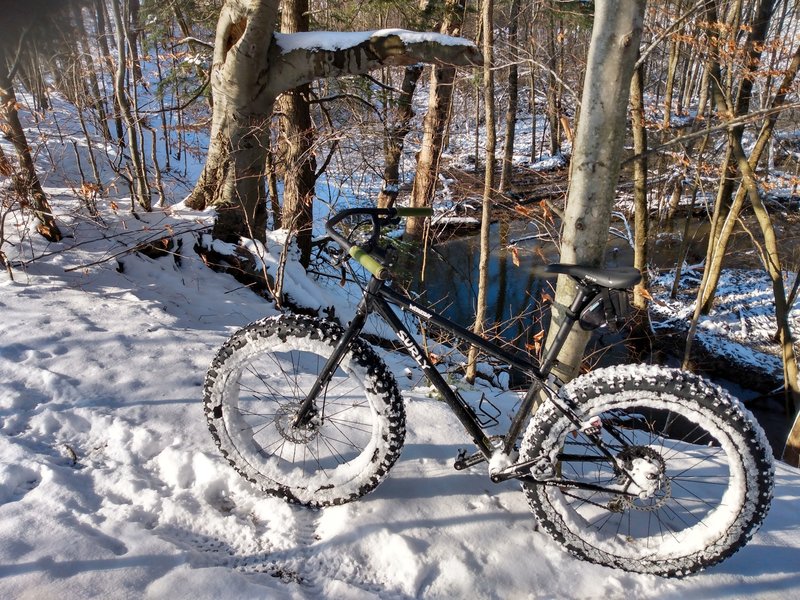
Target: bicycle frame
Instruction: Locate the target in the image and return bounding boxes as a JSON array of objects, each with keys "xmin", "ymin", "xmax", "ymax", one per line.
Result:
[{"xmin": 295, "ymin": 270, "xmax": 602, "ymax": 474}]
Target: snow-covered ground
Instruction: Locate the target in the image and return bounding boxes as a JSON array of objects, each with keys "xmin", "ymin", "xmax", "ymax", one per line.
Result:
[
  {"xmin": 652, "ymin": 267, "xmax": 800, "ymax": 388},
  {"xmin": 1, "ymin": 196, "xmax": 800, "ymax": 599}
]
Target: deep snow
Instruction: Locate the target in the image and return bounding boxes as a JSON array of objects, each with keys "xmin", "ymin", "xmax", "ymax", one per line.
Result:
[{"xmin": 1, "ymin": 198, "xmax": 799, "ymax": 600}]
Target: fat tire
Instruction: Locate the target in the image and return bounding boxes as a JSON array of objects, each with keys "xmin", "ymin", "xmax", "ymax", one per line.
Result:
[
  {"xmin": 203, "ymin": 314, "xmax": 405, "ymax": 507},
  {"xmin": 521, "ymin": 364, "xmax": 773, "ymax": 576}
]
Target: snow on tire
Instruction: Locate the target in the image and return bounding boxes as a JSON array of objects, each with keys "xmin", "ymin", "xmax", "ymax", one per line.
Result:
[
  {"xmin": 520, "ymin": 364, "xmax": 774, "ymax": 576},
  {"xmin": 203, "ymin": 314, "xmax": 405, "ymax": 507}
]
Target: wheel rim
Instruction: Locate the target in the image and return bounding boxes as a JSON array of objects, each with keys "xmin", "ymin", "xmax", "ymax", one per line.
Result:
[
  {"xmin": 221, "ymin": 343, "xmax": 382, "ymax": 497},
  {"xmin": 537, "ymin": 393, "xmax": 747, "ymax": 562}
]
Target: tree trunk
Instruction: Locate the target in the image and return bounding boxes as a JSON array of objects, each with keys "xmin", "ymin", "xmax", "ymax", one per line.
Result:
[
  {"xmin": 786, "ymin": 412, "xmax": 800, "ymax": 467},
  {"xmin": 662, "ymin": 36, "xmax": 679, "ymax": 129},
  {"xmin": 466, "ymin": 0, "xmax": 495, "ymax": 384},
  {"xmin": 110, "ymin": 0, "xmax": 151, "ymax": 211},
  {"xmin": 547, "ymin": 0, "xmax": 645, "ymax": 382},
  {"xmin": 277, "ymin": 0, "xmax": 316, "ymax": 267},
  {"xmin": 72, "ymin": 3, "xmax": 112, "ymax": 141},
  {"xmin": 630, "ymin": 61, "xmax": 648, "ymax": 309},
  {"xmin": 406, "ymin": 0, "xmax": 466, "ymax": 238},
  {"xmin": 498, "ymin": 0, "xmax": 520, "ymax": 194},
  {"xmin": 0, "ymin": 50, "xmax": 62, "ymax": 241},
  {"xmin": 377, "ymin": 64, "xmax": 423, "ymax": 209},
  {"xmin": 546, "ymin": 12, "xmax": 561, "ymax": 157},
  {"xmin": 93, "ymin": 0, "xmax": 124, "ymax": 142}
]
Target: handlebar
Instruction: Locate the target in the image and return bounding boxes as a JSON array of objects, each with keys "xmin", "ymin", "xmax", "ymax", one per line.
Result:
[{"xmin": 325, "ymin": 206, "xmax": 433, "ymax": 280}]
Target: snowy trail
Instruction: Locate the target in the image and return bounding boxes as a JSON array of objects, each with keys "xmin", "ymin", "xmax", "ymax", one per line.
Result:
[{"xmin": 1, "ymin": 212, "xmax": 800, "ymax": 599}]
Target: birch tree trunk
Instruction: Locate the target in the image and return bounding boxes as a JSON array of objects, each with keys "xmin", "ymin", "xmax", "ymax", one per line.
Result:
[{"xmin": 547, "ymin": 0, "xmax": 646, "ymax": 382}]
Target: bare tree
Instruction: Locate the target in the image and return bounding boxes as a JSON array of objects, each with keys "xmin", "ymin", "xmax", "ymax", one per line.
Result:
[
  {"xmin": 183, "ymin": 0, "xmax": 480, "ymax": 246},
  {"xmin": 546, "ymin": 0, "xmax": 646, "ymax": 382},
  {"xmin": 276, "ymin": 0, "xmax": 316, "ymax": 267},
  {"xmin": 405, "ymin": 0, "xmax": 467, "ymax": 238},
  {"xmin": 0, "ymin": 5, "xmax": 65, "ymax": 242},
  {"xmin": 466, "ymin": 0, "xmax": 496, "ymax": 384}
]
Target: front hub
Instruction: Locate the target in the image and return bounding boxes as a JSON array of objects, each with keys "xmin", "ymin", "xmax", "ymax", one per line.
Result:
[{"xmin": 276, "ymin": 403, "xmax": 319, "ymax": 444}]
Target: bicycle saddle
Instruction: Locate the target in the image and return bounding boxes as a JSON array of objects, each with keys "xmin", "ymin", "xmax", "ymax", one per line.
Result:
[{"xmin": 544, "ymin": 264, "xmax": 641, "ymax": 289}]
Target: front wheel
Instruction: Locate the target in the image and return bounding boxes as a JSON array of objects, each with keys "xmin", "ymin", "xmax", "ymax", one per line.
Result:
[
  {"xmin": 521, "ymin": 364, "xmax": 773, "ymax": 576},
  {"xmin": 203, "ymin": 315, "xmax": 406, "ymax": 507}
]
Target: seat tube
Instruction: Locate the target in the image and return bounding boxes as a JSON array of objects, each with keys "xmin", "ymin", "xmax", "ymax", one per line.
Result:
[{"xmin": 538, "ymin": 285, "xmax": 594, "ymax": 376}]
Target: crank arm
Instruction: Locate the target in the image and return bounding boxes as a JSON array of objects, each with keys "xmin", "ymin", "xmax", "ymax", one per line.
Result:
[{"xmin": 454, "ymin": 449, "xmax": 488, "ymax": 470}]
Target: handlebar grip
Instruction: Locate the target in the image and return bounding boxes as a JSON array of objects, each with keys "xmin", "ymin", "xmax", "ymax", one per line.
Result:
[
  {"xmin": 349, "ymin": 246, "xmax": 389, "ymax": 280},
  {"xmin": 395, "ymin": 207, "xmax": 434, "ymax": 217}
]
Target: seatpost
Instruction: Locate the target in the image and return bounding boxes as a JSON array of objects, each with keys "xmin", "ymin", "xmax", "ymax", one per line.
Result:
[{"xmin": 538, "ymin": 282, "xmax": 596, "ymax": 376}]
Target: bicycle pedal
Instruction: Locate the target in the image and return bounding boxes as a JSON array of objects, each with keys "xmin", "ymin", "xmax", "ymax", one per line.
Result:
[{"xmin": 454, "ymin": 449, "xmax": 487, "ymax": 470}]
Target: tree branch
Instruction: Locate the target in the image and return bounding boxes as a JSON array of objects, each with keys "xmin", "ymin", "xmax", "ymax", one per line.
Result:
[{"xmin": 267, "ymin": 30, "xmax": 482, "ymax": 96}]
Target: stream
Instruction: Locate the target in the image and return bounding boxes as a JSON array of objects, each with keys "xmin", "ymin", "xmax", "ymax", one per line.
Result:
[{"xmin": 398, "ymin": 213, "xmax": 790, "ymax": 455}]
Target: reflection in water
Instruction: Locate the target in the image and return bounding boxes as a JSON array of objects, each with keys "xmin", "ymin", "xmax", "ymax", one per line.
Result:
[{"xmin": 399, "ymin": 219, "xmax": 558, "ymax": 350}]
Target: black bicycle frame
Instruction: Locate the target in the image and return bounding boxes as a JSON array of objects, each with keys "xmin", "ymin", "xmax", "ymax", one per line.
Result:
[{"xmin": 295, "ymin": 272, "xmax": 601, "ymax": 465}]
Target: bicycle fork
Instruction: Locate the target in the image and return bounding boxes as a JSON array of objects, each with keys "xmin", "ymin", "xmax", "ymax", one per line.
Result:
[{"xmin": 290, "ymin": 292, "xmax": 372, "ymax": 429}]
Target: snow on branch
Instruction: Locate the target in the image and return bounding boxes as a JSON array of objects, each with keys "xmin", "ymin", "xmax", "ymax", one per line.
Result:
[{"xmin": 267, "ymin": 29, "xmax": 482, "ymax": 95}]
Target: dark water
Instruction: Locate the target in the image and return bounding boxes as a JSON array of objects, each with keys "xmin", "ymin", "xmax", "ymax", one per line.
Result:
[
  {"xmin": 401, "ymin": 217, "xmax": 635, "ymax": 350},
  {"xmin": 401, "ymin": 219, "xmax": 552, "ymax": 350},
  {"xmin": 401, "ymin": 212, "xmax": 762, "ymax": 349},
  {"xmin": 399, "ymin": 215, "xmax": 790, "ymax": 455}
]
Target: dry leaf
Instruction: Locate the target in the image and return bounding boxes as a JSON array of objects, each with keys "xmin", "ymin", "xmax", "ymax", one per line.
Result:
[
  {"xmin": 540, "ymin": 200, "xmax": 555, "ymax": 225},
  {"xmin": 514, "ymin": 204, "xmax": 535, "ymax": 219}
]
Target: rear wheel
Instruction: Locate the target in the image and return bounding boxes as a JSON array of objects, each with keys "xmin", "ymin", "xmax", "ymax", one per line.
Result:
[
  {"xmin": 521, "ymin": 364, "xmax": 773, "ymax": 576},
  {"xmin": 204, "ymin": 315, "xmax": 405, "ymax": 506}
]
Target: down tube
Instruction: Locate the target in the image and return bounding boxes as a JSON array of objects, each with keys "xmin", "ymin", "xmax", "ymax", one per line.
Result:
[{"xmin": 371, "ymin": 297, "xmax": 495, "ymax": 458}]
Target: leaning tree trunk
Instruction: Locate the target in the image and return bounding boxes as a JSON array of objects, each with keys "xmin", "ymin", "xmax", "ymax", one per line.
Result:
[
  {"xmin": 697, "ymin": 0, "xmax": 777, "ymax": 314},
  {"xmin": 0, "ymin": 50, "xmax": 62, "ymax": 241},
  {"xmin": 185, "ymin": 0, "xmax": 480, "ymax": 245},
  {"xmin": 546, "ymin": 0, "xmax": 646, "ymax": 382},
  {"xmin": 377, "ymin": 64, "xmax": 423, "ymax": 209}
]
